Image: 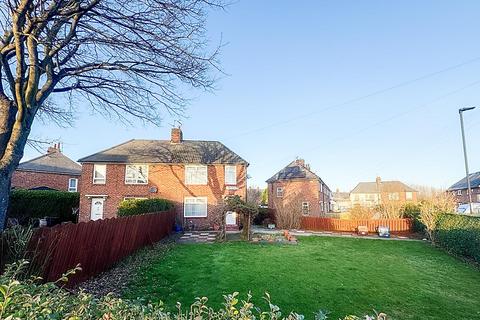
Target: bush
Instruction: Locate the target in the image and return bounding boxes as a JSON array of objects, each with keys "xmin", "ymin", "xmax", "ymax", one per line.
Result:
[
  {"xmin": 253, "ymin": 207, "xmax": 270, "ymax": 225},
  {"xmin": 0, "ymin": 260, "xmax": 386, "ymax": 320},
  {"xmin": 117, "ymin": 198, "xmax": 173, "ymax": 216},
  {"xmin": 0, "ymin": 225, "xmax": 33, "ymax": 272},
  {"xmin": 8, "ymin": 190, "xmax": 79, "ymax": 224},
  {"xmin": 435, "ymin": 214, "xmax": 480, "ymax": 264}
]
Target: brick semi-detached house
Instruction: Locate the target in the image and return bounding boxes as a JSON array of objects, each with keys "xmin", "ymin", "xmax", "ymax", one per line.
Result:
[
  {"xmin": 350, "ymin": 177, "xmax": 418, "ymax": 207},
  {"xmin": 447, "ymin": 171, "xmax": 480, "ymax": 204},
  {"xmin": 267, "ymin": 159, "xmax": 332, "ymax": 215},
  {"xmin": 12, "ymin": 144, "xmax": 81, "ymax": 192},
  {"xmin": 78, "ymin": 128, "xmax": 248, "ymax": 230}
]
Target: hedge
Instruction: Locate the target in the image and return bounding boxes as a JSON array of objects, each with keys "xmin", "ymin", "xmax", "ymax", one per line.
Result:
[
  {"xmin": 117, "ymin": 198, "xmax": 173, "ymax": 216},
  {"xmin": 8, "ymin": 190, "xmax": 79, "ymax": 223},
  {"xmin": 435, "ymin": 214, "xmax": 480, "ymax": 264}
]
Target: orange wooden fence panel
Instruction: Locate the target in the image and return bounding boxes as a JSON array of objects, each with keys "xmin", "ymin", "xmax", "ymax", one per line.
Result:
[
  {"xmin": 300, "ymin": 216, "xmax": 413, "ymax": 233},
  {"xmin": 28, "ymin": 209, "xmax": 175, "ymax": 286}
]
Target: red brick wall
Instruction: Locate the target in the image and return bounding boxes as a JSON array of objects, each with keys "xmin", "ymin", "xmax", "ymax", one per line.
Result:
[
  {"xmin": 79, "ymin": 163, "xmax": 247, "ymax": 229},
  {"xmin": 11, "ymin": 170, "xmax": 80, "ymax": 192},
  {"xmin": 268, "ymin": 179, "xmax": 331, "ymax": 216}
]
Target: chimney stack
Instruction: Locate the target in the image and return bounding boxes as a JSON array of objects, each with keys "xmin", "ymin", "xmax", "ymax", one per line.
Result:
[
  {"xmin": 376, "ymin": 176, "xmax": 382, "ymax": 185},
  {"xmin": 171, "ymin": 127, "xmax": 183, "ymax": 144},
  {"xmin": 47, "ymin": 143, "xmax": 61, "ymax": 154},
  {"xmin": 295, "ymin": 158, "xmax": 305, "ymax": 167}
]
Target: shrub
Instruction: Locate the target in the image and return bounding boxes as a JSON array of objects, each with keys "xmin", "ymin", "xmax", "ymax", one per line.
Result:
[
  {"xmin": 117, "ymin": 198, "xmax": 173, "ymax": 216},
  {"xmin": 253, "ymin": 207, "xmax": 270, "ymax": 225},
  {"xmin": 435, "ymin": 214, "xmax": 480, "ymax": 264},
  {"xmin": 8, "ymin": 190, "xmax": 79, "ymax": 224},
  {"xmin": 0, "ymin": 225, "xmax": 33, "ymax": 272},
  {"xmin": 0, "ymin": 260, "xmax": 386, "ymax": 320},
  {"xmin": 419, "ymin": 194, "xmax": 456, "ymax": 241},
  {"xmin": 349, "ymin": 205, "xmax": 375, "ymax": 219}
]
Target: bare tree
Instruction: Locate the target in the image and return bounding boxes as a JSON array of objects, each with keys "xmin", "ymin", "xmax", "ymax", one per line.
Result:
[
  {"xmin": 0, "ymin": 0, "xmax": 223, "ymax": 230},
  {"xmin": 246, "ymin": 186, "xmax": 262, "ymax": 206}
]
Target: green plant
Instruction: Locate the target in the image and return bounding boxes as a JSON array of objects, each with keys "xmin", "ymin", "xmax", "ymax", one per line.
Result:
[
  {"xmin": 117, "ymin": 198, "xmax": 174, "ymax": 216},
  {"xmin": 435, "ymin": 214, "xmax": 480, "ymax": 264},
  {"xmin": 0, "ymin": 225, "xmax": 33, "ymax": 272},
  {"xmin": 0, "ymin": 260, "xmax": 385, "ymax": 320},
  {"xmin": 8, "ymin": 190, "xmax": 79, "ymax": 224},
  {"xmin": 253, "ymin": 207, "xmax": 270, "ymax": 225}
]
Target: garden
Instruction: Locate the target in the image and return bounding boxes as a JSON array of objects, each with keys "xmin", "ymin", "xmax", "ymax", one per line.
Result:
[{"xmin": 123, "ymin": 236, "xmax": 480, "ymax": 320}]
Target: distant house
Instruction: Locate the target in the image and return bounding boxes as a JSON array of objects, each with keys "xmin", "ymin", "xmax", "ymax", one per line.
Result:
[
  {"xmin": 447, "ymin": 171, "xmax": 480, "ymax": 204},
  {"xmin": 350, "ymin": 177, "xmax": 417, "ymax": 207},
  {"xmin": 12, "ymin": 144, "xmax": 81, "ymax": 192},
  {"xmin": 332, "ymin": 190, "xmax": 352, "ymax": 213},
  {"xmin": 266, "ymin": 159, "xmax": 332, "ymax": 215},
  {"xmin": 77, "ymin": 128, "xmax": 248, "ymax": 230}
]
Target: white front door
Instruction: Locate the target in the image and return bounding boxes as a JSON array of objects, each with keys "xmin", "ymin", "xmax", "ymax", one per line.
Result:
[
  {"xmin": 225, "ymin": 211, "xmax": 237, "ymax": 225},
  {"xmin": 90, "ymin": 198, "xmax": 104, "ymax": 221}
]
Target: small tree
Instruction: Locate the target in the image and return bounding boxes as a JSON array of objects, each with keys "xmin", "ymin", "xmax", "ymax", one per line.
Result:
[
  {"xmin": 419, "ymin": 193, "xmax": 456, "ymax": 241},
  {"xmin": 221, "ymin": 195, "xmax": 258, "ymax": 241}
]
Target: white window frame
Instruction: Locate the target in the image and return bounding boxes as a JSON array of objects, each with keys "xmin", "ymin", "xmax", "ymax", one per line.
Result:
[
  {"xmin": 457, "ymin": 190, "xmax": 462, "ymax": 196},
  {"xmin": 225, "ymin": 165, "xmax": 237, "ymax": 185},
  {"xmin": 302, "ymin": 201, "xmax": 310, "ymax": 215},
  {"xmin": 406, "ymin": 192, "xmax": 413, "ymax": 201},
  {"xmin": 185, "ymin": 165, "xmax": 208, "ymax": 185},
  {"xmin": 184, "ymin": 197, "xmax": 208, "ymax": 218},
  {"xmin": 125, "ymin": 164, "xmax": 148, "ymax": 185},
  {"xmin": 93, "ymin": 164, "xmax": 106, "ymax": 184},
  {"xmin": 276, "ymin": 187, "xmax": 284, "ymax": 198},
  {"xmin": 68, "ymin": 178, "xmax": 78, "ymax": 192}
]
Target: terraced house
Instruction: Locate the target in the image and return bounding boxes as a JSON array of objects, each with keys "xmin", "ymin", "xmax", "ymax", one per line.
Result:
[{"xmin": 78, "ymin": 128, "xmax": 248, "ymax": 230}]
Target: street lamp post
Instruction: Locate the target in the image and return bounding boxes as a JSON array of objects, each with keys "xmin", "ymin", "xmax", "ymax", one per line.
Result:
[{"xmin": 459, "ymin": 106, "xmax": 476, "ymax": 214}]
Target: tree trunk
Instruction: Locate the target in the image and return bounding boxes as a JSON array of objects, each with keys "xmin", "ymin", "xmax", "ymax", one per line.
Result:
[
  {"xmin": 0, "ymin": 99, "xmax": 31, "ymax": 231},
  {"xmin": 0, "ymin": 169, "xmax": 12, "ymax": 230}
]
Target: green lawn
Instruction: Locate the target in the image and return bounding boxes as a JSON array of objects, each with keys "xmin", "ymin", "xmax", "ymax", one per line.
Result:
[{"xmin": 124, "ymin": 237, "xmax": 480, "ymax": 320}]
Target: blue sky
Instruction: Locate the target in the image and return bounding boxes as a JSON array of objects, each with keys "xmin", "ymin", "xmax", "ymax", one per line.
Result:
[{"xmin": 27, "ymin": 0, "xmax": 480, "ymax": 191}]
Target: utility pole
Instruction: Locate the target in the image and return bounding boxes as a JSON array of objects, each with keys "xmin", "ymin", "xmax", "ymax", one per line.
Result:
[{"xmin": 459, "ymin": 107, "xmax": 476, "ymax": 214}]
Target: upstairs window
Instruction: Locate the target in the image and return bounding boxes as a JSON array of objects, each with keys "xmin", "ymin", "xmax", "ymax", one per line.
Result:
[
  {"xmin": 457, "ymin": 190, "xmax": 462, "ymax": 196},
  {"xmin": 93, "ymin": 164, "xmax": 106, "ymax": 184},
  {"xmin": 225, "ymin": 165, "xmax": 237, "ymax": 185},
  {"xmin": 125, "ymin": 164, "xmax": 148, "ymax": 184},
  {"xmin": 68, "ymin": 178, "xmax": 78, "ymax": 192},
  {"xmin": 406, "ymin": 192, "xmax": 413, "ymax": 201},
  {"xmin": 276, "ymin": 187, "xmax": 284, "ymax": 198},
  {"xmin": 185, "ymin": 165, "xmax": 207, "ymax": 185},
  {"xmin": 302, "ymin": 201, "xmax": 310, "ymax": 215}
]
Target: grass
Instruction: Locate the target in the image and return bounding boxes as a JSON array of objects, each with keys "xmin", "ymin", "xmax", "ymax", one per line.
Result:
[{"xmin": 124, "ymin": 236, "xmax": 480, "ymax": 320}]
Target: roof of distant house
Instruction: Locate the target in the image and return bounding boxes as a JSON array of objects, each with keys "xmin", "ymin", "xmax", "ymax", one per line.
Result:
[
  {"xmin": 351, "ymin": 179, "xmax": 416, "ymax": 194},
  {"xmin": 333, "ymin": 192, "xmax": 350, "ymax": 200},
  {"xmin": 17, "ymin": 146, "xmax": 81, "ymax": 176},
  {"xmin": 266, "ymin": 159, "xmax": 326, "ymax": 185},
  {"xmin": 448, "ymin": 171, "xmax": 480, "ymax": 191},
  {"xmin": 78, "ymin": 139, "xmax": 248, "ymax": 165}
]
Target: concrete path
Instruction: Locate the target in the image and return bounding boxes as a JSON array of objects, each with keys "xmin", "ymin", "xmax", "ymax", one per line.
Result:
[{"xmin": 252, "ymin": 226, "xmax": 423, "ymax": 242}]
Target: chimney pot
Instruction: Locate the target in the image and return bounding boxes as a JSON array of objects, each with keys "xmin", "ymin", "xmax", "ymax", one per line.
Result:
[
  {"xmin": 47, "ymin": 143, "xmax": 60, "ymax": 154},
  {"xmin": 171, "ymin": 127, "xmax": 183, "ymax": 143},
  {"xmin": 376, "ymin": 176, "xmax": 382, "ymax": 184}
]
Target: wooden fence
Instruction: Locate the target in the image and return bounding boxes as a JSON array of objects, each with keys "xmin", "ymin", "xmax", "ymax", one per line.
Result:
[
  {"xmin": 28, "ymin": 209, "xmax": 175, "ymax": 286},
  {"xmin": 300, "ymin": 216, "xmax": 413, "ymax": 233}
]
